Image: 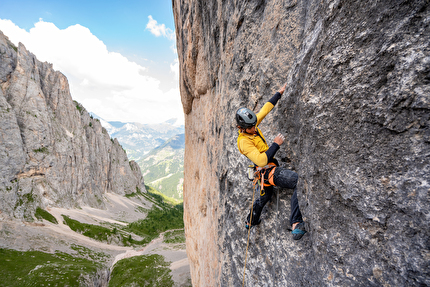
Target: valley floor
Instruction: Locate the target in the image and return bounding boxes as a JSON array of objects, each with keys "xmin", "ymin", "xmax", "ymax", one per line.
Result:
[{"xmin": 0, "ymin": 192, "xmax": 190, "ymax": 287}]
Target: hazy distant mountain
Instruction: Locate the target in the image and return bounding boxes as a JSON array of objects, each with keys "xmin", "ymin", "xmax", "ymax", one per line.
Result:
[
  {"xmin": 138, "ymin": 134, "xmax": 185, "ymax": 200},
  {"xmin": 91, "ymin": 113, "xmax": 185, "ymax": 199},
  {"xmin": 91, "ymin": 113, "xmax": 184, "ymax": 160}
]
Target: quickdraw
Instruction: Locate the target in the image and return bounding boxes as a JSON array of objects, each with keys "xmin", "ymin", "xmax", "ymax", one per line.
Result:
[{"xmin": 252, "ymin": 162, "xmax": 277, "ymax": 196}]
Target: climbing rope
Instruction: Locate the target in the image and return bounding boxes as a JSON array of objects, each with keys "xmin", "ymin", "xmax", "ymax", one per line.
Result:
[
  {"xmin": 242, "ymin": 182, "xmax": 257, "ymax": 287},
  {"xmin": 273, "ymin": 187, "xmax": 279, "ymax": 286}
]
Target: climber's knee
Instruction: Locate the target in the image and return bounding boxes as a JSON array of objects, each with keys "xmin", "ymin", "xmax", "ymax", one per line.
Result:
[{"xmin": 273, "ymin": 168, "xmax": 298, "ymax": 189}]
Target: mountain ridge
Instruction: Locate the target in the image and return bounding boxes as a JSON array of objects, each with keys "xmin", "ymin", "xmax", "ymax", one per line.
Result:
[
  {"xmin": 138, "ymin": 133, "xmax": 185, "ymax": 200},
  {"xmin": 92, "ymin": 113, "xmax": 184, "ymax": 159},
  {"xmin": 0, "ymin": 30, "xmax": 144, "ymax": 218},
  {"xmin": 92, "ymin": 113, "xmax": 185, "ymax": 199},
  {"xmin": 0, "ymin": 29, "xmax": 190, "ymax": 286}
]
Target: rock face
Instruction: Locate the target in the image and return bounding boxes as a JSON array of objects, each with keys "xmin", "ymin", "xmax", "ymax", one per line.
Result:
[
  {"xmin": 173, "ymin": 0, "xmax": 430, "ymax": 286},
  {"xmin": 0, "ymin": 31, "xmax": 145, "ymax": 220}
]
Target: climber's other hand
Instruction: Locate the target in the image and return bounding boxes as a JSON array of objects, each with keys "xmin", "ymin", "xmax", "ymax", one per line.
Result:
[{"xmin": 274, "ymin": 133, "xmax": 285, "ymax": 145}]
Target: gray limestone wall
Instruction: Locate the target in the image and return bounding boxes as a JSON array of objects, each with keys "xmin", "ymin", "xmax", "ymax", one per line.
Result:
[
  {"xmin": 174, "ymin": 0, "xmax": 430, "ymax": 286},
  {"xmin": 0, "ymin": 31, "xmax": 145, "ymax": 220}
]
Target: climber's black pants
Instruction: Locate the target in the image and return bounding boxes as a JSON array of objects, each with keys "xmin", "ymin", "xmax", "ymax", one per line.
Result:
[{"xmin": 247, "ymin": 167, "xmax": 303, "ymax": 226}]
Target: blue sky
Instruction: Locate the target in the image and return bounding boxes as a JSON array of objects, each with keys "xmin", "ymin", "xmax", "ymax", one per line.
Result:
[{"xmin": 0, "ymin": 0, "xmax": 182, "ymax": 124}]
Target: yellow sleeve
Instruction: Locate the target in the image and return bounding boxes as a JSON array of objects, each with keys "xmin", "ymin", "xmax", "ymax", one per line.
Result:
[
  {"xmin": 256, "ymin": 102, "xmax": 275, "ymax": 126},
  {"xmin": 238, "ymin": 138, "xmax": 268, "ymax": 167}
]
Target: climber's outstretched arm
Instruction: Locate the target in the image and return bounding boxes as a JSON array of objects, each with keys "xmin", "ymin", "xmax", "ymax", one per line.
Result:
[{"xmin": 256, "ymin": 82, "xmax": 287, "ymax": 125}]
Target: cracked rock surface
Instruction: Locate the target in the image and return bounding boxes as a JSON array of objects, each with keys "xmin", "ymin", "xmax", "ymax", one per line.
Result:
[{"xmin": 173, "ymin": 0, "xmax": 430, "ymax": 286}]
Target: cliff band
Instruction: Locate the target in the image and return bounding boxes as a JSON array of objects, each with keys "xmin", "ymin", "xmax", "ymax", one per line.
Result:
[
  {"xmin": 173, "ymin": 0, "xmax": 430, "ymax": 286},
  {"xmin": 0, "ymin": 31, "xmax": 145, "ymax": 219}
]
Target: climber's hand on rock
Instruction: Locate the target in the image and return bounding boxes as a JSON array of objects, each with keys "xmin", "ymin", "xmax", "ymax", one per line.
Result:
[
  {"xmin": 278, "ymin": 82, "xmax": 287, "ymax": 95},
  {"xmin": 274, "ymin": 133, "xmax": 285, "ymax": 145}
]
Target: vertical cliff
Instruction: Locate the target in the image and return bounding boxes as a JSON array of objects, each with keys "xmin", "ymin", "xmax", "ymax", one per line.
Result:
[
  {"xmin": 0, "ymin": 31, "xmax": 145, "ymax": 220},
  {"xmin": 173, "ymin": 0, "xmax": 430, "ymax": 286}
]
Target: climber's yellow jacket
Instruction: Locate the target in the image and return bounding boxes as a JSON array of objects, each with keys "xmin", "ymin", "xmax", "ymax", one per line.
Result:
[{"xmin": 237, "ymin": 101, "xmax": 275, "ymax": 167}]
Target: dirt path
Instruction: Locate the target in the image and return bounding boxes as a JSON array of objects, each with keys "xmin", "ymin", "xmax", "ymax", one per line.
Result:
[
  {"xmin": 110, "ymin": 230, "xmax": 189, "ymax": 286},
  {"xmin": 46, "ymin": 207, "xmax": 133, "ymax": 252},
  {"xmin": 48, "ymin": 204, "xmax": 190, "ymax": 286},
  {"xmin": 0, "ymin": 193, "xmax": 190, "ymax": 286},
  {"xmin": 110, "ymin": 233, "xmax": 165, "ymax": 269}
]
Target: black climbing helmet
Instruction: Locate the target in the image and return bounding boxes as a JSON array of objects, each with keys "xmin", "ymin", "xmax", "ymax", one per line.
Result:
[{"xmin": 236, "ymin": 107, "xmax": 257, "ymax": 129}]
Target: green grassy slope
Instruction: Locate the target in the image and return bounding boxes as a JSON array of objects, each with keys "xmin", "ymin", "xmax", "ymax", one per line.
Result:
[
  {"xmin": 0, "ymin": 247, "xmax": 106, "ymax": 287},
  {"xmin": 138, "ymin": 134, "xmax": 184, "ymax": 199},
  {"xmin": 109, "ymin": 254, "xmax": 174, "ymax": 287},
  {"xmin": 1, "ymin": 188, "xmax": 186, "ymax": 286}
]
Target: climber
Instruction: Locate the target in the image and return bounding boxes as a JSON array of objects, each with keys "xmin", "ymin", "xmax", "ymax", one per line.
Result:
[{"xmin": 235, "ymin": 82, "xmax": 306, "ymax": 240}]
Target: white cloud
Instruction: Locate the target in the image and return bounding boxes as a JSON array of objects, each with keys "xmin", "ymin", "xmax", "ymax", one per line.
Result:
[
  {"xmin": 170, "ymin": 58, "xmax": 180, "ymax": 81},
  {"xmin": 146, "ymin": 15, "xmax": 175, "ymax": 41},
  {"xmin": 0, "ymin": 19, "xmax": 184, "ymax": 125}
]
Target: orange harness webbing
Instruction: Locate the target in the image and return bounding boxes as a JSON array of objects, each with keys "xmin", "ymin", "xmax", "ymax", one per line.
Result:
[{"xmin": 252, "ymin": 162, "xmax": 277, "ymax": 196}]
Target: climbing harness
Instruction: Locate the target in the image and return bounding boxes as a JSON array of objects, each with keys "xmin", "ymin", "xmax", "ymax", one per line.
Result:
[
  {"xmin": 252, "ymin": 162, "xmax": 277, "ymax": 196},
  {"xmin": 242, "ymin": 181, "xmax": 257, "ymax": 287}
]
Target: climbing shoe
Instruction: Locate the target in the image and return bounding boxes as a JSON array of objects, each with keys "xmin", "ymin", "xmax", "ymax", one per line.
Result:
[
  {"xmin": 245, "ymin": 218, "xmax": 261, "ymax": 229},
  {"xmin": 292, "ymin": 222, "xmax": 307, "ymax": 240}
]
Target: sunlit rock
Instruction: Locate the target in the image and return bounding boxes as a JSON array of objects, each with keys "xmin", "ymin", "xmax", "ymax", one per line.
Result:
[
  {"xmin": 0, "ymin": 30, "xmax": 145, "ymax": 219},
  {"xmin": 173, "ymin": 0, "xmax": 430, "ymax": 286}
]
